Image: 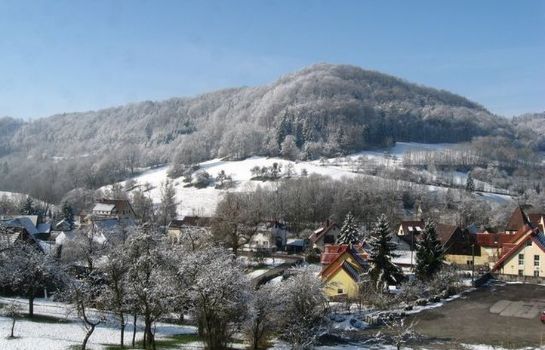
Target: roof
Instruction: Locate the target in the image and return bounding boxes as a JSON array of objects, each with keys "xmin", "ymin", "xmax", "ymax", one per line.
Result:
[
  {"xmin": 169, "ymin": 216, "xmax": 211, "ymax": 229},
  {"xmin": 286, "ymin": 238, "xmax": 305, "ymax": 247},
  {"xmin": 94, "ymin": 199, "xmax": 136, "ymax": 216},
  {"xmin": 2, "ymin": 217, "xmax": 38, "ymax": 235},
  {"xmin": 397, "ymin": 220, "xmax": 425, "ymax": 247},
  {"xmin": 93, "ymin": 203, "xmax": 116, "ymax": 213},
  {"xmin": 505, "ymin": 206, "xmax": 532, "ymax": 232},
  {"xmin": 436, "ymin": 224, "xmax": 460, "ymax": 245},
  {"xmin": 320, "ymin": 244, "xmax": 367, "ymax": 265},
  {"xmin": 309, "ymin": 220, "xmax": 339, "ymax": 243},
  {"xmin": 320, "ymin": 246, "xmax": 368, "ymax": 281},
  {"xmin": 476, "ymin": 224, "xmax": 532, "ymax": 248},
  {"xmin": 492, "ymin": 226, "xmax": 544, "ymax": 272},
  {"xmin": 37, "ymin": 223, "xmax": 51, "ymax": 234}
]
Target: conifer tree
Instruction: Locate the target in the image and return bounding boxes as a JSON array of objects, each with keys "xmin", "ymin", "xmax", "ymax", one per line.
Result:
[
  {"xmin": 62, "ymin": 201, "xmax": 75, "ymax": 230},
  {"xmin": 336, "ymin": 212, "xmax": 360, "ymax": 245},
  {"xmin": 20, "ymin": 196, "xmax": 34, "ymax": 215},
  {"xmin": 465, "ymin": 173, "xmax": 475, "ymax": 193},
  {"xmin": 415, "ymin": 219, "xmax": 444, "ymax": 280},
  {"xmin": 367, "ymin": 214, "xmax": 402, "ymax": 291}
]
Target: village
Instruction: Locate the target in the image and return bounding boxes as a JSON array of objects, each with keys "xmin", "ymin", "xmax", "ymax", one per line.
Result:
[{"xmin": 1, "ymin": 193, "xmax": 544, "ymax": 349}]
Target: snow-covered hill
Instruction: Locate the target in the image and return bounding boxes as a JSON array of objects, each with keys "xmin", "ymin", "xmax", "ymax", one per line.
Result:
[{"xmin": 101, "ymin": 142, "xmax": 513, "ymax": 217}]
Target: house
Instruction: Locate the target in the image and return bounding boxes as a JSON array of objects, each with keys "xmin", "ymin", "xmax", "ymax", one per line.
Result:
[
  {"xmin": 91, "ymin": 199, "xmax": 136, "ymax": 220},
  {"xmin": 320, "ymin": 244, "xmax": 368, "ymax": 299},
  {"xmin": 437, "ymin": 224, "xmax": 483, "ymax": 267},
  {"xmin": 0, "ymin": 219, "xmax": 44, "ymax": 252},
  {"xmin": 247, "ymin": 221, "xmax": 291, "ymax": 251},
  {"xmin": 397, "ymin": 221, "xmax": 478, "ymax": 267},
  {"xmin": 396, "ymin": 220, "xmax": 424, "ymax": 251},
  {"xmin": 309, "ymin": 220, "xmax": 340, "ymax": 250},
  {"xmin": 491, "ymin": 223, "xmax": 545, "ymax": 281},
  {"xmin": 167, "ymin": 216, "xmax": 211, "ymax": 244}
]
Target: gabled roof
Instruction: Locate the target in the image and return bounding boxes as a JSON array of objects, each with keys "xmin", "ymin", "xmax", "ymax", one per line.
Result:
[
  {"xmin": 492, "ymin": 226, "xmax": 544, "ymax": 272},
  {"xmin": 169, "ymin": 216, "xmax": 211, "ymax": 229},
  {"xmin": 505, "ymin": 206, "xmax": 532, "ymax": 232},
  {"xmin": 94, "ymin": 199, "xmax": 135, "ymax": 216},
  {"xmin": 436, "ymin": 224, "xmax": 460, "ymax": 245},
  {"xmin": 93, "ymin": 203, "xmax": 115, "ymax": 213},
  {"xmin": 309, "ymin": 220, "xmax": 339, "ymax": 243},
  {"xmin": 320, "ymin": 244, "xmax": 367, "ymax": 265},
  {"xmin": 476, "ymin": 223, "xmax": 532, "ymax": 248},
  {"xmin": 320, "ymin": 244, "xmax": 368, "ymax": 282},
  {"xmin": 2, "ymin": 217, "xmax": 38, "ymax": 235}
]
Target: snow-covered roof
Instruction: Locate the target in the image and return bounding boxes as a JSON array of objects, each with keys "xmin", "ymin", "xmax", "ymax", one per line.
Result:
[
  {"xmin": 286, "ymin": 238, "xmax": 305, "ymax": 247},
  {"xmin": 93, "ymin": 203, "xmax": 115, "ymax": 212},
  {"xmin": 3, "ymin": 217, "xmax": 38, "ymax": 235},
  {"xmin": 37, "ymin": 223, "xmax": 51, "ymax": 234},
  {"xmin": 55, "ymin": 231, "xmax": 76, "ymax": 245}
]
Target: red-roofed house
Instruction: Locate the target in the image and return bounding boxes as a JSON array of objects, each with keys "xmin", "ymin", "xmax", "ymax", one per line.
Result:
[
  {"xmin": 320, "ymin": 244, "xmax": 368, "ymax": 299},
  {"xmin": 492, "ymin": 224, "xmax": 545, "ymax": 280}
]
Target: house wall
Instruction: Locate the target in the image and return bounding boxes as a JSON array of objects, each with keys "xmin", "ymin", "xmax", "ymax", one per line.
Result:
[
  {"xmin": 249, "ymin": 232, "xmax": 274, "ymax": 249},
  {"xmin": 445, "ymin": 253, "xmax": 489, "ymax": 267},
  {"xmin": 167, "ymin": 228, "xmax": 181, "ymax": 243},
  {"xmin": 324, "ymin": 269, "xmax": 360, "ymax": 299},
  {"xmin": 499, "ymin": 240, "xmax": 545, "ymax": 277}
]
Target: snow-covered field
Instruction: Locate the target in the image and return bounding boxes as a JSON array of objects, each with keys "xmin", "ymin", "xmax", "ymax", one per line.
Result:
[
  {"xmin": 102, "ymin": 142, "xmax": 513, "ymax": 217},
  {"xmin": 0, "ymin": 297, "xmax": 196, "ymax": 350}
]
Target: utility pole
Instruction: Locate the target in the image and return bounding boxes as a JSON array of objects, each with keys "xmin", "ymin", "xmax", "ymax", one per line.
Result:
[{"xmin": 471, "ymin": 243, "xmax": 475, "ymax": 284}]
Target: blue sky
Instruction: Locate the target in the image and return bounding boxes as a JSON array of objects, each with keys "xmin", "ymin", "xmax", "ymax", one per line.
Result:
[{"xmin": 0, "ymin": 0, "xmax": 544, "ymax": 119}]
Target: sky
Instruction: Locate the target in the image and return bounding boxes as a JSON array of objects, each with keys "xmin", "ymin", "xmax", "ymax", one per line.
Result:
[{"xmin": 0, "ymin": 0, "xmax": 544, "ymax": 120}]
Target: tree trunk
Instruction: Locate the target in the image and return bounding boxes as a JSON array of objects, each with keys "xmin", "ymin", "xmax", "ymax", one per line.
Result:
[
  {"xmin": 119, "ymin": 312, "xmax": 125, "ymax": 348},
  {"xmin": 28, "ymin": 294, "xmax": 34, "ymax": 317},
  {"xmin": 144, "ymin": 316, "xmax": 154, "ymax": 350},
  {"xmin": 132, "ymin": 313, "xmax": 137, "ymax": 347},
  {"xmin": 81, "ymin": 324, "xmax": 96, "ymax": 350},
  {"xmin": 10, "ymin": 318, "xmax": 15, "ymax": 338}
]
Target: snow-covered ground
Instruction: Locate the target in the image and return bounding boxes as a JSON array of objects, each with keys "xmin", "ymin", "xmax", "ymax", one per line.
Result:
[
  {"xmin": 0, "ymin": 297, "xmax": 196, "ymax": 350},
  {"xmin": 0, "ymin": 191, "xmax": 24, "ymax": 200},
  {"xmin": 101, "ymin": 142, "xmax": 513, "ymax": 217}
]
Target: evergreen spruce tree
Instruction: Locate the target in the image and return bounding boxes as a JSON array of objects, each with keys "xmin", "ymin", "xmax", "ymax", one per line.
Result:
[
  {"xmin": 62, "ymin": 201, "xmax": 75, "ymax": 230},
  {"xmin": 465, "ymin": 173, "xmax": 475, "ymax": 193},
  {"xmin": 20, "ymin": 196, "xmax": 34, "ymax": 215},
  {"xmin": 336, "ymin": 212, "xmax": 360, "ymax": 245},
  {"xmin": 415, "ymin": 219, "xmax": 444, "ymax": 280},
  {"xmin": 367, "ymin": 214, "xmax": 402, "ymax": 291}
]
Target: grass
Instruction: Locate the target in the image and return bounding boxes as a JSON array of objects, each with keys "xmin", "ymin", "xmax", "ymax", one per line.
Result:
[{"xmin": 103, "ymin": 333, "xmax": 201, "ymax": 350}]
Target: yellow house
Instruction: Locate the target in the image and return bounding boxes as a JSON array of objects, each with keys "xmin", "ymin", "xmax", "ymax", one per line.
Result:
[
  {"xmin": 320, "ymin": 245, "xmax": 368, "ymax": 299},
  {"xmin": 492, "ymin": 225, "xmax": 545, "ymax": 279}
]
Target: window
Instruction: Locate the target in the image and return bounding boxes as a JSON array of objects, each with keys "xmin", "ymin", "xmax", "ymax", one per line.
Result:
[
  {"xmin": 527, "ymin": 240, "xmax": 532, "ymax": 247},
  {"xmin": 518, "ymin": 254, "xmax": 524, "ymax": 265},
  {"xmin": 535, "ymin": 255, "xmax": 540, "ymax": 267},
  {"xmin": 518, "ymin": 269, "xmax": 524, "ymax": 276},
  {"xmin": 337, "ymin": 288, "xmax": 344, "ymax": 294},
  {"xmin": 534, "ymin": 270, "xmax": 540, "ymax": 277}
]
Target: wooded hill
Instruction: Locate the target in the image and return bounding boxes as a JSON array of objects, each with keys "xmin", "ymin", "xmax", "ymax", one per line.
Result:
[{"xmin": 1, "ymin": 63, "xmax": 513, "ymax": 163}]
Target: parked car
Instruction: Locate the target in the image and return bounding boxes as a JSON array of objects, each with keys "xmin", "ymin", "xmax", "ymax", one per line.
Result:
[{"xmin": 540, "ymin": 311, "xmax": 545, "ymax": 324}]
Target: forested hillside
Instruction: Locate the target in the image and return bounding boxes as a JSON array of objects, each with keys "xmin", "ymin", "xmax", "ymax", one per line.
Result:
[
  {"xmin": 513, "ymin": 112, "xmax": 545, "ymax": 151},
  {"xmin": 2, "ymin": 64, "xmax": 511, "ymax": 161},
  {"xmin": 0, "ymin": 63, "xmax": 526, "ymax": 202}
]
